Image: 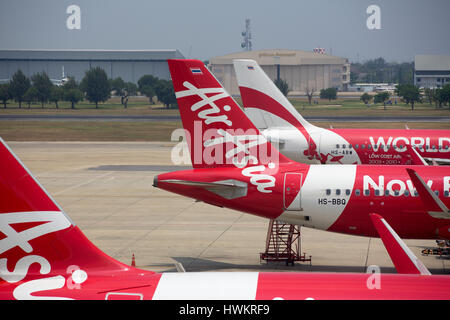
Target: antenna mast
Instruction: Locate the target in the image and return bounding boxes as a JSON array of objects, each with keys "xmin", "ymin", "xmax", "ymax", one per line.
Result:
[{"xmin": 241, "ymin": 19, "xmax": 252, "ymax": 51}]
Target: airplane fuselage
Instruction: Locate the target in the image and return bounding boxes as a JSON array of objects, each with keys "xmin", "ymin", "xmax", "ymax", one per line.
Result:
[
  {"xmin": 156, "ymin": 164, "xmax": 450, "ymax": 240},
  {"xmin": 2, "ymin": 270, "xmax": 449, "ymax": 300},
  {"xmin": 262, "ymin": 126, "xmax": 450, "ymax": 165}
]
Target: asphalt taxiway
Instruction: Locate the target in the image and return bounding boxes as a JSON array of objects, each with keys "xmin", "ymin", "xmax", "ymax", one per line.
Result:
[{"xmin": 8, "ymin": 141, "xmax": 449, "ymax": 274}]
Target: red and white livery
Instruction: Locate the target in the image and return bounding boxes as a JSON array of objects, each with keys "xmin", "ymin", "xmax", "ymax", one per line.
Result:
[
  {"xmin": 233, "ymin": 59, "xmax": 450, "ymax": 165},
  {"xmin": 155, "ymin": 59, "xmax": 450, "ymax": 241},
  {"xmin": 0, "ymin": 137, "xmax": 449, "ymax": 299}
]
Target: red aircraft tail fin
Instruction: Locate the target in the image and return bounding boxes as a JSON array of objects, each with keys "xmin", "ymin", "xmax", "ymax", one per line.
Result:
[
  {"xmin": 233, "ymin": 59, "xmax": 315, "ymax": 131},
  {"xmin": 0, "ymin": 138, "xmax": 133, "ymax": 298},
  {"xmin": 167, "ymin": 59, "xmax": 290, "ymax": 169},
  {"xmin": 369, "ymin": 213, "xmax": 431, "ymax": 275}
]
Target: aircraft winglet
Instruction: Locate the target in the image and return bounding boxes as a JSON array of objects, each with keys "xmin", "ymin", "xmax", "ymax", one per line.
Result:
[
  {"xmin": 369, "ymin": 213, "xmax": 431, "ymax": 275},
  {"xmin": 406, "ymin": 168, "xmax": 450, "ymax": 219}
]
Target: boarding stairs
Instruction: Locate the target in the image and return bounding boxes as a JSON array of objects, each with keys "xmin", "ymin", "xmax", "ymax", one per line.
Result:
[{"xmin": 260, "ymin": 220, "xmax": 311, "ymax": 266}]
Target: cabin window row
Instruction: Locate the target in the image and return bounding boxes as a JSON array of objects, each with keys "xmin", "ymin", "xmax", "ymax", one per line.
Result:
[
  {"xmin": 335, "ymin": 144, "xmax": 449, "ymax": 151},
  {"xmin": 325, "ymin": 189, "xmax": 450, "ymax": 197}
]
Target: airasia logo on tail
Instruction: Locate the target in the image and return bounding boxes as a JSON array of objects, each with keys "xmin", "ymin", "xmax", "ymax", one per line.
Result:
[
  {"xmin": 174, "ymin": 81, "xmax": 277, "ymax": 193},
  {"xmin": 175, "ymin": 81, "xmax": 232, "ymax": 126},
  {"xmin": 204, "ymin": 128, "xmax": 276, "ymax": 193},
  {"xmin": 0, "ymin": 211, "xmax": 86, "ymax": 299}
]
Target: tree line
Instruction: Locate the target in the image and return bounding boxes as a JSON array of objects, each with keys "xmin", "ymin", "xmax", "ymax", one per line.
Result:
[
  {"xmin": 350, "ymin": 57, "xmax": 414, "ymax": 85},
  {"xmin": 274, "ymin": 74, "xmax": 450, "ymax": 110},
  {"xmin": 0, "ymin": 68, "xmax": 177, "ymax": 109},
  {"xmin": 423, "ymin": 86, "xmax": 450, "ymax": 109},
  {"xmin": 359, "ymin": 84, "xmax": 450, "ymax": 110}
]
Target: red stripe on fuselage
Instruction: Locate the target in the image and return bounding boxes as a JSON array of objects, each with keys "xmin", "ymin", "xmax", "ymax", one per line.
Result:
[{"xmin": 255, "ymin": 273, "xmax": 450, "ymax": 299}]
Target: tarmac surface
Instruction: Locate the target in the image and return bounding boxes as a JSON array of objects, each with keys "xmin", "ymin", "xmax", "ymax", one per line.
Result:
[
  {"xmin": 8, "ymin": 141, "xmax": 450, "ymax": 274},
  {"xmin": 2, "ymin": 114, "xmax": 450, "ymax": 122}
]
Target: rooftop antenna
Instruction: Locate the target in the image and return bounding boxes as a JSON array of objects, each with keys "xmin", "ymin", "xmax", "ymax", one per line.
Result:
[{"xmin": 241, "ymin": 18, "xmax": 252, "ymax": 51}]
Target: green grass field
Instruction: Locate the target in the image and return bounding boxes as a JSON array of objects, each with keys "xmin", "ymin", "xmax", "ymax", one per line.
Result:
[
  {"xmin": 1, "ymin": 121, "xmax": 448, "ymax": 142},
  {"xmin": 289, "ymin": 98, "xmax": 450, "ymax": 117},
  {"xmin": 1, "ymin": 96, "xmax": 449, "ymax": 116},
  {"xmin": 0, "ymin": 120, "xmax": 182, "ymax": 141},
  {"xmin": 0, "ymin": 97, "xmax": 180, "ymax": 116},
  {"xmin": 0, "ymin": 96, "xmax": 448, "ymax": 141}
]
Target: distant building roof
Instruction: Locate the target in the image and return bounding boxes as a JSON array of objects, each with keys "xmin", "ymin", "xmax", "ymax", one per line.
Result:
[
  {"xmin": 0, "ymin": 49, "xmax": 185, "ymax": 61},
  {"xmin": 210, "ymin": 49, "xmax": 348, "ymax": 65},
  {"xmin": 415, "ymin": 55, "xmax": 450, "ymax": 71}
]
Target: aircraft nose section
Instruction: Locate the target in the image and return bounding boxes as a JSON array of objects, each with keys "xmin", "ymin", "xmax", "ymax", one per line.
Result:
[{"xmin": 152, "ymin": 175, "xmax": 158, "ymax": 188}]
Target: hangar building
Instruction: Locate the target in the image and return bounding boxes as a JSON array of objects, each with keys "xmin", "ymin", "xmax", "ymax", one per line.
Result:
[
  {"xmin": 208, "ymin": 49, "xmax": 350, "ymax": 96},
  {"xmin": 0, "ymin": 49, "xmax": 185, "ymax": 84},
  {"xmin": 414, "ymin": 55, "xmax": 450, "ymax": 89}
]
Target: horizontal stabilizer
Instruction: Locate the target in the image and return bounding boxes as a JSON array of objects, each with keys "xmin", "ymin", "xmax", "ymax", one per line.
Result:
[
  {"xmin": 406, "ymin": 168, "xmax": 450, "ymax": 219},
  {"xmin": 159, "ymin": 179, "xmax": 248, "ymax": 199},
  {"xmin": 265, "ymin": 136, "xmax": 286, "ymax": 147},
  {"xmin": 424, "ymin": 157, "xmax": 450, "ymax": 165},
  {"xmin": 369, "ymin": 213, "xmax": 431, "ymax": 275},
  {"xmin": 175, "ymin": 262, "xmax": 186, "ymax": 273},
  {"xmin": 244, "ymin": 108, "xmax": 269, "ymax": 130}
]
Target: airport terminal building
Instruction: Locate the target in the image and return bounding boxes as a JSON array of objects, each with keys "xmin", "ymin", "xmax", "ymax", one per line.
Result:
[
  {"xmin": 0, "ymin": 49, "xmax": 185, "ymax": 84},
  {"xmin": 414, "ymin": 55, "xmax": 450, "ymax": 89},
  {"xmin": 208, "ymin": 49, "xmax": 351, "ymax": 96}
]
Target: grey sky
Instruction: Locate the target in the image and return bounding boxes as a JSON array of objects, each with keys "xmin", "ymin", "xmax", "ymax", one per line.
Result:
[{"xmin": 1, "ymin": 0, "xmax": 449, "ymax": 62}]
